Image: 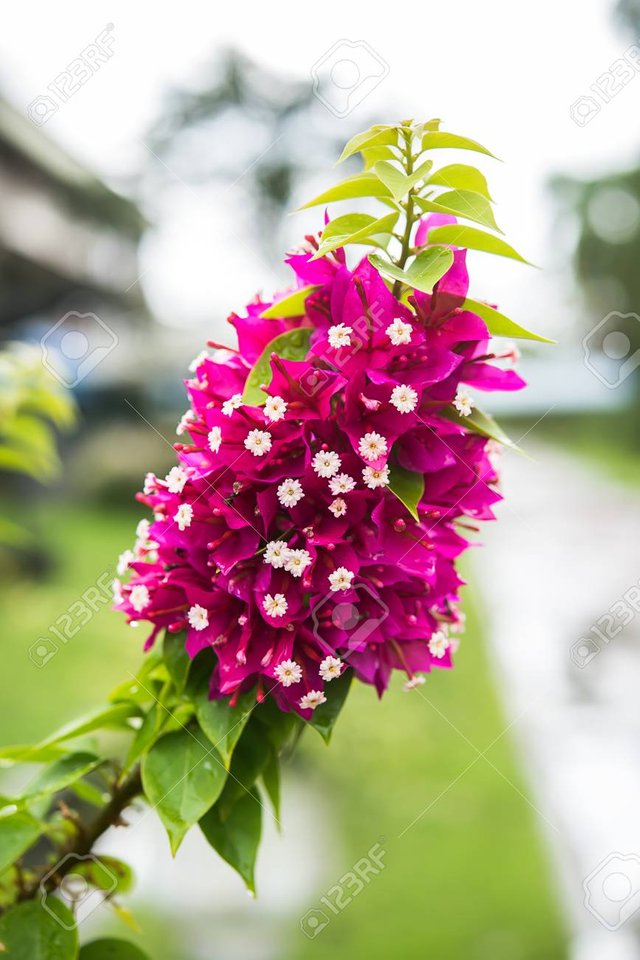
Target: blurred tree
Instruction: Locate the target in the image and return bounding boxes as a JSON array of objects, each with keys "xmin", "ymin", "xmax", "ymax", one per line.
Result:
[
  {"xmin": 551, "ymin": 1, "xmax": 640, "ymax": 351},
  {"xmin": 0, "ymin": 343, "xmax": 75, "ymax": 551},
  {"xmin": 146, "ymin": 48, "xmax": 364, "ymax": 256}
]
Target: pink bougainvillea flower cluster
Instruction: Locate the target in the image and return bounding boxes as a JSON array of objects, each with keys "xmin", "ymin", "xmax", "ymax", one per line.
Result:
[{"xmin": 114, "ymin": 214, "xmax": 524, "ymax": 717}]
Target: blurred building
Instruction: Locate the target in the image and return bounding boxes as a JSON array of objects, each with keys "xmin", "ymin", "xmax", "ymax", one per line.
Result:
[{"xmin": 0, "ymin": 95, "xmax": 149, "ymax": 396}]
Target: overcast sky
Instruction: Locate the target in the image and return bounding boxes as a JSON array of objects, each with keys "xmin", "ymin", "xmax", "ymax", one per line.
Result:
[{"xmin": 0, "ymin": 0, "xmax": 635, "ymax": 342}]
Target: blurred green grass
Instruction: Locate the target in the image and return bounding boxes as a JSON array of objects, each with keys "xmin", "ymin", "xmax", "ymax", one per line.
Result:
[{"xmin": 1, "ymin": 503, "xmax": 567, "ymax": 959}]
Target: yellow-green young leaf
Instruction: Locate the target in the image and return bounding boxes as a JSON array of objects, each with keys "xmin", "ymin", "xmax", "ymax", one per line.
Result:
[
  {"xmin": 388, "ymin": 462, "xmax": 424, "ymax": 521},
  {"xmin": 80, "ymin": 939, "xmax": 150, "ymax": 960},
  {"xmin": 0, "ymin": 899, "xmax": 78, "ymax": 959},
  {"xmin": 73, "ymin": 855, "xmax": 134, "ymax": 895},
  {"xmin": 242, "ymin": 328, "xmax": 312, "ymax": 406},
  {"xmin": 308, "ymin": 669, "xmax": 353, "ymax": 743},
  {"xmin": 416, "ymin": 190, "xmax": 502, "ymax": 233},
  {"xmin": 426, "ymin": 224, "xmax": 530, "ymax": 264},
  {"xmin": 20, "ymin": 751, "xmax": 102, "ymax": 799},
  {"xmin": 361, "ymin": 145, "xmax": 397, "ymax": 169},
  {"xmin": 141, "ymin": 729, "xmax": 227, "ymax": 854},
  {"xmin": 463, "ymin": 298, "xmax": 554, "ymax": 343},
  {"xmin": 259, "ymin": 285, "xmax": 320, "ymax": 320},
  {"xmin": 299, "ymin": 172, "xmax": 392, "ymax": 209},
  {"xmin": 314, "ymin": 212, "xmax": 399, "ymax": 258},
  {"xmin": 368, "ymin": 254, "xmax": 413, "ymax": 288},
  {"xmin": 0, "ymin": 811, "xmax": 42, "ymax": 874},
  {"xmin": 426, "ymin": 163, "xmax": 493, "ymax": 200},
  {"xmin": 372, "ymin": 158, "xmax": 433, "ymax": 201},
  {"xmin": 447, "ymin": 406, "xmax": 520, "ymax": 451},
  {"xmin": 337, "ymin": 125, "xmax": 398, "ymax": 163},
  {"xmin": 421, "ymin": 131, "xmax": 499, "ymax": 159},
  {"xmin": 406, "ymin": 246, "xmax": 455, "ymax": 294},
  {"xmin": 200, "ymin": 789, "xmax": 262, "ymax": 894}
]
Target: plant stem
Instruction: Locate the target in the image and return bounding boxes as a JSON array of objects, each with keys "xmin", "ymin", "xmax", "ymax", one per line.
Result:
[
  {"xmin": 17, "ymin": 766, "xmax": 143, "ymax": 903},
  {"xmin": 392, "ymin": 129, "xmax": 418, "ymax": 297}
]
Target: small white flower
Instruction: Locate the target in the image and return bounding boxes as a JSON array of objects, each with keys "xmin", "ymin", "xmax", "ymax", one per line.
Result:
[
  {"xmin": 299, "ymin": 690, "xmax": 327, "ymax": 711},
  {"xmin": 328, "ymin": 567, "xmax": 354, "ymax": 592},
  {"xmin": 358, "ymin": 432, "xmax": 388, "ymax": 462},
  {"xmin": 112, "ymin": 578, "xmax": 123, "ymax": 604},
  {"xmin": 403, "ymin": 675, "xmax": 426, "ymax": 691},
  {"xmin": 222, "ymin": 393, "xmax": 243, "ymax": 417},
  {"xmin": 327, "ymin": 323, "xmax": 352, "ymax": 349},
  {"xmin": 174, "ymin": 503, "xmax": 193, "ymax": 531},
  {"xmin": 188, "ymin": 604, "xmax": 209, "ymax": 631},
  {"xmin": 319, "ymin": 656, "xmax": 343, "ymax": 682},
  {"xmin": 143, "ymin": 472, "xmax": 157, "ymax": 495},
  {"xmin": 274, "ymin": 659, "xmax": 303, "ymax": 687},
  {"xmin": 129, "ymin": 584, "xmax": 150, "ymax": 612},
  {"xmin": 176, "ymin": 410, "xmax": 195, "ymax": 435},
  {"xmin": 277, "ymin": 478, "xmax": 305, "ymax": 509},
  {"xmin": 362, "ymin": 465, "xmax": 390, "ymax": 489},
  {"xmin": 244, "ymin": 429, "xmax": 272, "ymax": 457},
  {"xmin": 328, "ymin": 498, "xmax": 347, "ymax": 518},
  {"xmin": 284, "ymin": 548, "xmax": 312, "ymax": 578},
  {"xmin": 263, "ymin": 593, "xmax": 288, "ymax": 618},
  {"xmin": 390, "ymin": 384, "xmax": 418, "ymax": 414},
  {"xmin": 329, "ymin": 473, "xmax": 356, "ymax": 495},
  {"xmin": 453, "ymin": 388, "xmax": 475, "ymax": 418},
  {"xmin": 386, "ymin": 318, "xmax": 412, "ymax": 346},
  {"xmin": 264, "ymin": 395, "xmax": 288, "ymax": 422},
  {"xmin": 188, "ymin": 350, "xmax": 209, "ymax": 372},
  {"xmin": 117, "ymin": 549, "xmax": 134, "ymax": 576},
  {"xmin": 264, "ymin": 540, "xmax": 289, "ymax": 568},
  {"xmin": 136, "ymin": 519, "xmax": 150, "ymax": 541},
  {"xmin": 429, "ymin": 630, "xmax": 450, "ymax": 659},
  {"xmin": 165, "ymin": 466, "xmax": 188, "ymax": 494},
  {"xmin": 208, "ymin": 426, "xmax": 223, "ymax": 453},
  {"xmin": 312, "ymin": 450, "xmax": 342, "ymax": 478}
]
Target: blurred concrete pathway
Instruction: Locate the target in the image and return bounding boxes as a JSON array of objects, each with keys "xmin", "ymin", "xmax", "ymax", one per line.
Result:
[{"xmin": 477, "ymin": 441, "xmax": 640, "ymax": 960}]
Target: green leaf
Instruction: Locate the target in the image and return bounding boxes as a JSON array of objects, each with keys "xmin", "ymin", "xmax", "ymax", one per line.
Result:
[
  {"xmin": 299, "ymin": 172, "xmax": 392, "ymax": 209},
  {"xmin": 0, "ymin": 811, "xmax": 42, "ymax": 874},
  {"xmin": 195, "ymin": 685, "xmax": 255, "ymax": 768},
  {"xmin": 259, "ymin": 285, "xmax": 320, "ymax": 320},
  {"xmin": 74, "ymin": 855, "xmax": 134, "ymax": 895},
  {"xmin": 123, "ymin": 702, "xmax": 166, "ymax": 773},
  {"xmin": 0, "ymin": 743, "xmax": 71, "ymax": 766},
  {"xmin": 337, "ymin": 125, "xmax": 398, "ymax": 164},
  {"xmin": 426, "ymin": 163, "xmax": 493, "ymax": 200},
  {"xmin": 314, "ymin": 212, "xmax": 398, "ymax": 258},
  {"xmin": 241, "ymin": 328, "xmax": 312, "ymax": 407},
  {"xmin": 361, "ymin": 145, "xmax": 397, "ymax": 170},
  {"xmin": 200, "ymin": 789, "xmax": 262, "ymax": 894},
  {"xmin": 446, "ymin": 406, "xmax": 520, "ymax": 451},
  {"xmin": 40, "ymin": 703, "xmax": 143, "ymax": 749},
  {"xmin": 260, "ymin": 751, "xmax": 281, "ymax": 820},
  {"xmin": 308, "ymin": 669, "xmax": 353, "ymax": 744},
  {"xmin": 369, "ymin": 246, "xmax": 454, "ymax": 295},
  {"xmin": 162, "ymin": 631, "xmax": 190, "ymax": 695},
  {"xmin": 421, "ymin": 131, "xmax": 498, "ymax": 159},
  {"xmin": 426, "ymin": 224, "xmax": 530, "ymax": 264},
  {"xmin": 388, "ymin": 462, "xmax": 424, "ymax": 521},
  {"xmin": 372, "ymin": 159, "xmax": 433, "ymax": 201},
  {"xmin": 416, "ymin": 189, "xmax": 502, "ymax": 233},
  {"xmin": 141, "ymin": 729, "xmax": 227, "ymax": 854},
  {"xmin": 0, "ymin": 899, "xmax": 78, "ymax": 959},
  {"xmin": 69, "ymin": 779, "xmax": 109, "ymax": 808},
  {"xmin": 462, "ymin": 298, "xmax": 553, "ymax": 343},
  {"xmin": 20, "ymin": 752, "xmax": 102, "ymax": 800},
  {"xmin": 79, "ymin": 939, "xmax": 149, "ymax": 960}
]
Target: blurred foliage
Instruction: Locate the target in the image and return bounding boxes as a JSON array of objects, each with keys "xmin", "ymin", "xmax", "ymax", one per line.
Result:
[
  {"xmin": 147, "ymin": 48, "xmax": 361, "ymax": 250},
  {"xmin": 616, "ymin": 0, "xmax": 640, "ymax": 33},
  {"xmin": 0, "ymin": 343, "xmax": 75, "ymax": 546}
]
